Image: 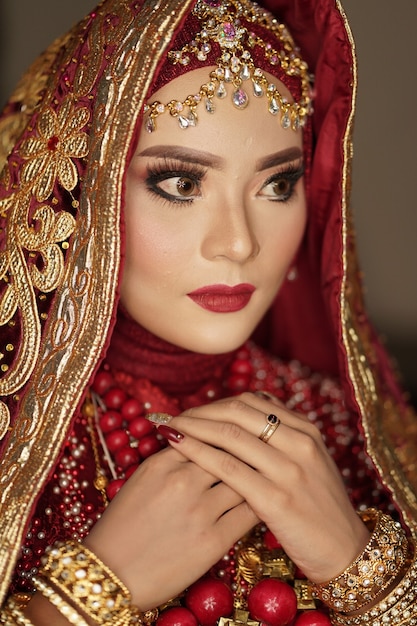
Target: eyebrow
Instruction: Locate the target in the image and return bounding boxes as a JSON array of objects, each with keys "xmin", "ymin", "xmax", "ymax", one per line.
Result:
[{"xmin": 137, "ymin": 145, "xmax": 303, "ymax": 172}]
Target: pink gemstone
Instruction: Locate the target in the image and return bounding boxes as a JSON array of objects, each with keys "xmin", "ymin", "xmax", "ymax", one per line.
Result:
[
  {"xmin": 204, "ymin": 0, "xmax": 222, "ymax": 6},
  {"xmin": 221, "ymin": 22, "xmax": 236, "ymax": 40}
]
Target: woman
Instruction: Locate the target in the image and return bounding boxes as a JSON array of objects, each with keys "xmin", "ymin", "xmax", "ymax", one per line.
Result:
[{"xmin": 0, "ymin": 0, "xmax": 416, "ymax": 625}]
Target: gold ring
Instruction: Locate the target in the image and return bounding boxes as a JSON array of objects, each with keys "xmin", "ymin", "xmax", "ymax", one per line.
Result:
[
  {"xmin": 145, "ymin": 412, "xmax": 173, "ymax": 425},
  {"xmin": 258, "ymin": 414, "xmax": 281, "ymax": 443}
]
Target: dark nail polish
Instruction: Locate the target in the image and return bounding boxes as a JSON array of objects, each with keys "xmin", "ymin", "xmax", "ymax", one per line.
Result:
[{"xmin": 158, "ymin": 425, "xmax": 184, "ymax": 443}]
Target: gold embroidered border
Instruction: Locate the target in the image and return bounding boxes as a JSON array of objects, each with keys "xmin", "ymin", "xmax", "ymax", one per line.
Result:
[
  {"xmin": 0, "ymin": 0, "xmax": 195, "ymax": 604},
  {"xmin": 337, "ymin": 0, "xmax": 417, "ymax": 535}
]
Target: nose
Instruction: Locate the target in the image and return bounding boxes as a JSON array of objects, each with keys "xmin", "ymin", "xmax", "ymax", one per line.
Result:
[{"xmin": 201, "ymin": 199, "xmax": 260, "ymax": 263}]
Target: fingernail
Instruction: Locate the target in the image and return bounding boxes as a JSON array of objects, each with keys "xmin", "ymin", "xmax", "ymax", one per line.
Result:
[
  {"xmin": 158, "ymin": 425, "xmax": 184, "ymax": 443},
  {"xmin": 146, "ymin": 412, "xmax": 173, "ymax": 425},
  {"xmin": 255, "ymin": 391, "xmax": 278, "ymax": 402}
]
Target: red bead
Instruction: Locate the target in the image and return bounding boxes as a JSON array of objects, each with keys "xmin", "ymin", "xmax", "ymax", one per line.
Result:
[
  {"xmin": 138, "ymin": 434, "xmax": 162, "ymax": 458},
  {"xmin": 106, "ymin": 479, "xmax": 125, "ymax": 500},
  {"xmin": 264, "ymin": 529, "xmax": 282, "ymax": 550},
  {"xmin": 129, "ymin": 416, "xmax": 155, "ymax": 439},
  {"xmin": 248, "ymin": 579, "xmax": 297, "ymax": 626},
  {"xmin": 99, "ymin": 410, "xmax": 123, "ymax": 433},
  {"xmin": 115, "ymin": 445, "xmax": 140, "ymax": 469},
  {"xmin": 294, "ymin": 611, "xmax": 332, "ymax": 626},
  {"xmin": 121, "ymin": 398, "xmax": 143, "ymax": 421},
  {"xmin": 230, "ymin": 359, "xmax": 253, "ymax": 375},
  {"xmin": 92, "ymin": 371, "xmax": 114, "ymax": 395},
  {"xmin": 103, "ymin": 387, "xmax": 127, "ymax": 409},
  {"xmin": 185, "ymin": 578, "xmax": 233, "ymax": 626},
  {"xmin": 105, "ymin": 429, "xmax": 130, "ymax": 452},
  {"xmin": 227, "ymin": 374, "xmax": 251, "ymax": 392},
  {"xmin": 157, "ymin": 607, "xmax": 198, "ymax": 626}
]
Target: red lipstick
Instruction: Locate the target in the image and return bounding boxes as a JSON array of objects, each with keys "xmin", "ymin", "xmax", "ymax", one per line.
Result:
[{"xmin": 187, "ymin": 284, "xmax": 255, "ymax": 313}]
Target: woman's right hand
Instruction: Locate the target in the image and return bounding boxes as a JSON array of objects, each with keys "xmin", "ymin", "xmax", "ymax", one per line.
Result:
[{"xmin": 83, "ymin": 445, "xmax": 258, "ymax": 610}]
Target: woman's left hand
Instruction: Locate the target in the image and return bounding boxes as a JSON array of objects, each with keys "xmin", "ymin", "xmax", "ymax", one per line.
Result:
[{"xmin": 164, "ymin": 392, "xmax": 370, "ymax": 584}]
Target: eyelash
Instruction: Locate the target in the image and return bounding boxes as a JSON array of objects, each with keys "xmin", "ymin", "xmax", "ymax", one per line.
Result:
[
  {"xmin": 145, "ymin": 159, "xmax": 207, "ymax": 205},
  {"xmin": 144, "ymin": 159, "xmax": 304, "ymax": 205}
]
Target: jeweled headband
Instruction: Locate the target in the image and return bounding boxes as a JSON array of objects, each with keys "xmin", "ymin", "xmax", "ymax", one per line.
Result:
[{"xmin": 144, "ymin": 0, "xmax": 314, "ymax": 133}]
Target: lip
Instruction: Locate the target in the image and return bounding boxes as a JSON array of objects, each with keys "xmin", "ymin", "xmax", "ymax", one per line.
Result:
[{"xmin": 187, "ymin": 284, "xmax": 255, "ymax": 313}]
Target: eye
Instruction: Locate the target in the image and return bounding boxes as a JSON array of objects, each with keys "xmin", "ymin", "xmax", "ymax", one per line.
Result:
[
  {"xmin": 145, "ymin": 162, "xmax": 205, "ymax": 204},
  {"xmin": 258, "ymin": 164, "xmax": 304, "ymax": 202},
  {"xmin": 162, "ymin": 176, "xmax": 199, "ymax": 198}
]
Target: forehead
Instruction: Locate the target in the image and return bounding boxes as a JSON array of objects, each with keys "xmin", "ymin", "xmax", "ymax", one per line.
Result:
[{"xmin": 139, "ymin": 67, "xmax": 303, "ymax": 161}]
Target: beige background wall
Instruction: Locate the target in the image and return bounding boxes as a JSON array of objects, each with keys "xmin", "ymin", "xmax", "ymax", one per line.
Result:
[{"xmin": 0, "ymin": 1, "xmax": 416, "ymax": 399}]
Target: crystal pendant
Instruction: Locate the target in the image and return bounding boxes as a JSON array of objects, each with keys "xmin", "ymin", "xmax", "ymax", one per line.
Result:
[
  {"xmin": 232, "ymin": 88, "xmax": 248, "ymax": 109},
  {"xmin": 281, "ymin": 112, "xmax": 291, "ymax": 129},
  {"xmin": 187, "ymin": 112, "xmax": 197, "ymax": 126},
  {"xmin": 178, "ymin": 115, "xmax": 190, "ymax": 129},
  {"xmin": 216, "ymin": 81, "xmax": 227, "ymax": 99},
  {"xmin": 268, "ymin": 98, "xmax": 280, "ymax": 115},
  {"xmin": 145, "ymin": 117, "xmax": 156, "ymax": 133},
  {"xmin": 205, "ymin": 98, "xmax": 215, "ymax": 113},
  {"xmin": 224, "ymin": 67, "xmax": 233, "ymax": 82},
  {"xmin": 253, "ymin": 81, "xmax": 264, "ymax": 97},
  {"xmin": 240, "ymin": 64, "xmax": 250, "ymax": 81}
]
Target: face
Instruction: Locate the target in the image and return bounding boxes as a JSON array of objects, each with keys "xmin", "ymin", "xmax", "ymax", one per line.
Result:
[{"xmin": 121, "ymin": 67, "xmax": 307, "ymax": 354}]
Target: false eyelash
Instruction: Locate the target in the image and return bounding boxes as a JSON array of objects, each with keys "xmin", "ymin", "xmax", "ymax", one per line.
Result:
[
  {"xmin": 261, "ymin": 162, "xmax": 305, "ymax": 202},
  {"xmin": 145, "ymin": 158, "xmax": 207, "ymax": 204}
]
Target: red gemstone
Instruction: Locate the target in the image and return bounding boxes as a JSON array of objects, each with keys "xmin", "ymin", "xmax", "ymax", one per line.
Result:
[
  {"xmin": 105, "ymin": 429, "xmax": 130, "ymax": 452},
  {"xmin": 138, "ymin": 434, "xmax": 162, "ymax": 458},
  {"xmin": 92, "ymin": 371, "xmax": 114, "ymax": 395},
  {"xmin": 47, "ymin": 136, "xmax": 59, "ymax": 151},
  {"xmin": 106, "ymin": 478, "xmax": 125, "ymax": 500},
  {"xmin": 115, "ymin": 445, "xmax": 140, "ymax": 469},
  {"xmin": 104, "ymin": 387, "xmax": 127, "ymax": 409},
  {"xmin": 185, "ymin": 578, "xmax": 233, "ymax": 626},
  {"xmin": 248, "ymin": 579, "xmax": 297, "ymax": 626},
  {"xmin": 129, "ymin": 416, "xmax": 155, "ymax": 439},
  {"xmin": 121, "ymin": 398, "xmax": 143, "ymax": 420},
  {"xmin": 99, "ymin": 410, "xmax": 123, "ymax": 433},
  {"xmin": 294, "ymin": 611, "xmax": 332, "ymax": 626},
  {"xmin": 157, "ymin": 607, "xmax": 198, "ymax": 626}
]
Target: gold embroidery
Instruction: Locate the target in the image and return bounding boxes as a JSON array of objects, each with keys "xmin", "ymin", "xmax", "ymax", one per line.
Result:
[{"xmin": 19, "ymin": 97, "xmax": 89, "ymax": 202}]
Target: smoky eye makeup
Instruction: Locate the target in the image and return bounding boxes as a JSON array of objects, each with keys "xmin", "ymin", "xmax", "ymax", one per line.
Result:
[
  {"xmin": 144, "ymin": 158, "xmax": 208, "ymax": 204},
  {"xmin": 259, "ymin": 161, "xmax": 305, "ymax": 202}
]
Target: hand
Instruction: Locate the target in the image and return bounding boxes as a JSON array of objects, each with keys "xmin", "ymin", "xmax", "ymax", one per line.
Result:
[
  {"xmin": 166, "ymin": 392, "xmax": 370, "ymax": 584},
  {"xmin": 83, "ymin": 444, "xmax": 258, "ymax": 610}
]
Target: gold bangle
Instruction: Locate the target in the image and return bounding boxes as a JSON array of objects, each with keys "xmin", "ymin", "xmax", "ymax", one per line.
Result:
[
  {"xmin": 312, "ymin": 508, "xmax": 409, "ymax": 613},
  {"xmin": 2, "ymin": 598, "xmax": 35, "ymax": 626},
  {"xmin": 32, "ymin": 575, "xmax": 89, "ymax": 626},
  {"xmin": 40, "ymin": 541, "xmax": 141, "ymax": 625}
]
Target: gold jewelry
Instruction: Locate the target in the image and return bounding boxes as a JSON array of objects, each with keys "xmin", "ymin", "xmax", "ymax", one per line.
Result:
[
  {"xmin": 32, "ymin": 575, "xmax": 89, "ymax": 626},
  {"xmin": 258, "ymin": 413, "xmax": 281, "ymax": 443},
  {"xmin": 2, "ymin": 597, "xmax": 34, "ymax": 626},
  {"xmin": 39, "ymin": 541, "xmax": 141, "ymax": 625},
  {"xmin": 144, "ymin": 0, "xmax": 313, "ymax": 133},
  {"xmin": 312, "ymin": 508, "xmax": 409, "ymax": 613},
  {"xmin": 329, "ymin": 546, "xmax": 417, "ymax": 625}
]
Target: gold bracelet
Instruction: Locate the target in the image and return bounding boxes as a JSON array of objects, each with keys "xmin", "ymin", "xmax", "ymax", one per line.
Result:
[
  {"xmin": 32, "ymin": 575, "xmax": 89, "ymax": 626},
  {"xmin": 2, "ymin": 597, "xmax": 35, "ymax": 626},
  {"xmin": 330, "ymin": 542, "xmax": 417, "ymax": 625},
  {"xmin": 312, "ymin": 508, "xmax": 409, "ymax": 613},
  {"xmin": 39, "ymin": 541, "xmax": 142, "ymax": 625}
]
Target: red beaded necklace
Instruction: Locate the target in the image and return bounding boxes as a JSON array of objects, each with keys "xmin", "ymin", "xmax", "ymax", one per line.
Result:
[{"xmin": 84, "ymin": 351, "xmax": 332, "ymax": 626}]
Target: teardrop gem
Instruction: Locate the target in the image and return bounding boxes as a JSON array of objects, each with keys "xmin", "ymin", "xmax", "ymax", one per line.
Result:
[
  {"xmin": 205, "ymin": 98, "xmax": 215, "ymax": 113},
  {"xmin": 188, "ymin": 112, "xmax": 197, "ymax": 126},
  {"xmin": 253, "ymin": 81, "xmax": 264, "ymax": 97},
  {"xmin": 240, "ymin": 64, "xmax": 250, "ymax": 81},
  {"xmin": 232, "ymin": 88, "xmax": 248, "ymax": 109},
  {"xmin": 224, "ymin": 67, "xmax": 233, "ymax": 82},
  {"xmin": 178, "ymin": 116, "xmax": 190, "ymax": 129},
  {"xmin": 281, "ymin": 112, "xmax": 291, "ymax": 129},
  {"xmin": 268, "ymin": 98, "xmax": 280, "ymax": 115},
  {"xmin": 145, "ymin": 117, "xmax": 156, "ymax": 133},
  {"xmin": 216, "ymin": 81, "xmax": 227, "ymax": 99}
]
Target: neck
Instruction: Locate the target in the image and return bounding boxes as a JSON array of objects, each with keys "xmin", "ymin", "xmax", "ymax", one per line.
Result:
[{"xmin": 105, "ymin": 305, "xmax": 237, "ymax": 395}]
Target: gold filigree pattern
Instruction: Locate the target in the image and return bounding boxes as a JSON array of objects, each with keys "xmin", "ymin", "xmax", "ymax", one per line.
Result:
[{"xmin": 20, "ymin": 97, "xmax": 89, "ymax": 202}]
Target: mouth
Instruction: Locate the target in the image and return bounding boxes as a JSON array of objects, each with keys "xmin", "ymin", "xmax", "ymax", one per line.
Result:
[{"xmin": 187, "ymin": 284, "xmax": 255, "ymax": 313}]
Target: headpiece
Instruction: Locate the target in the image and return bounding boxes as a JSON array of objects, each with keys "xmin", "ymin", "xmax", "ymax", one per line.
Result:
[{"xmin": 144, "ymin": 0, "xmax": 314, "ymax": 133}]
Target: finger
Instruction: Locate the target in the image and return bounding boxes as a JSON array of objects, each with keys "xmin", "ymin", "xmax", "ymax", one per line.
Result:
[{"xmin": 206, "ymin": 481, "xmax": 247, "ymax": 518}]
